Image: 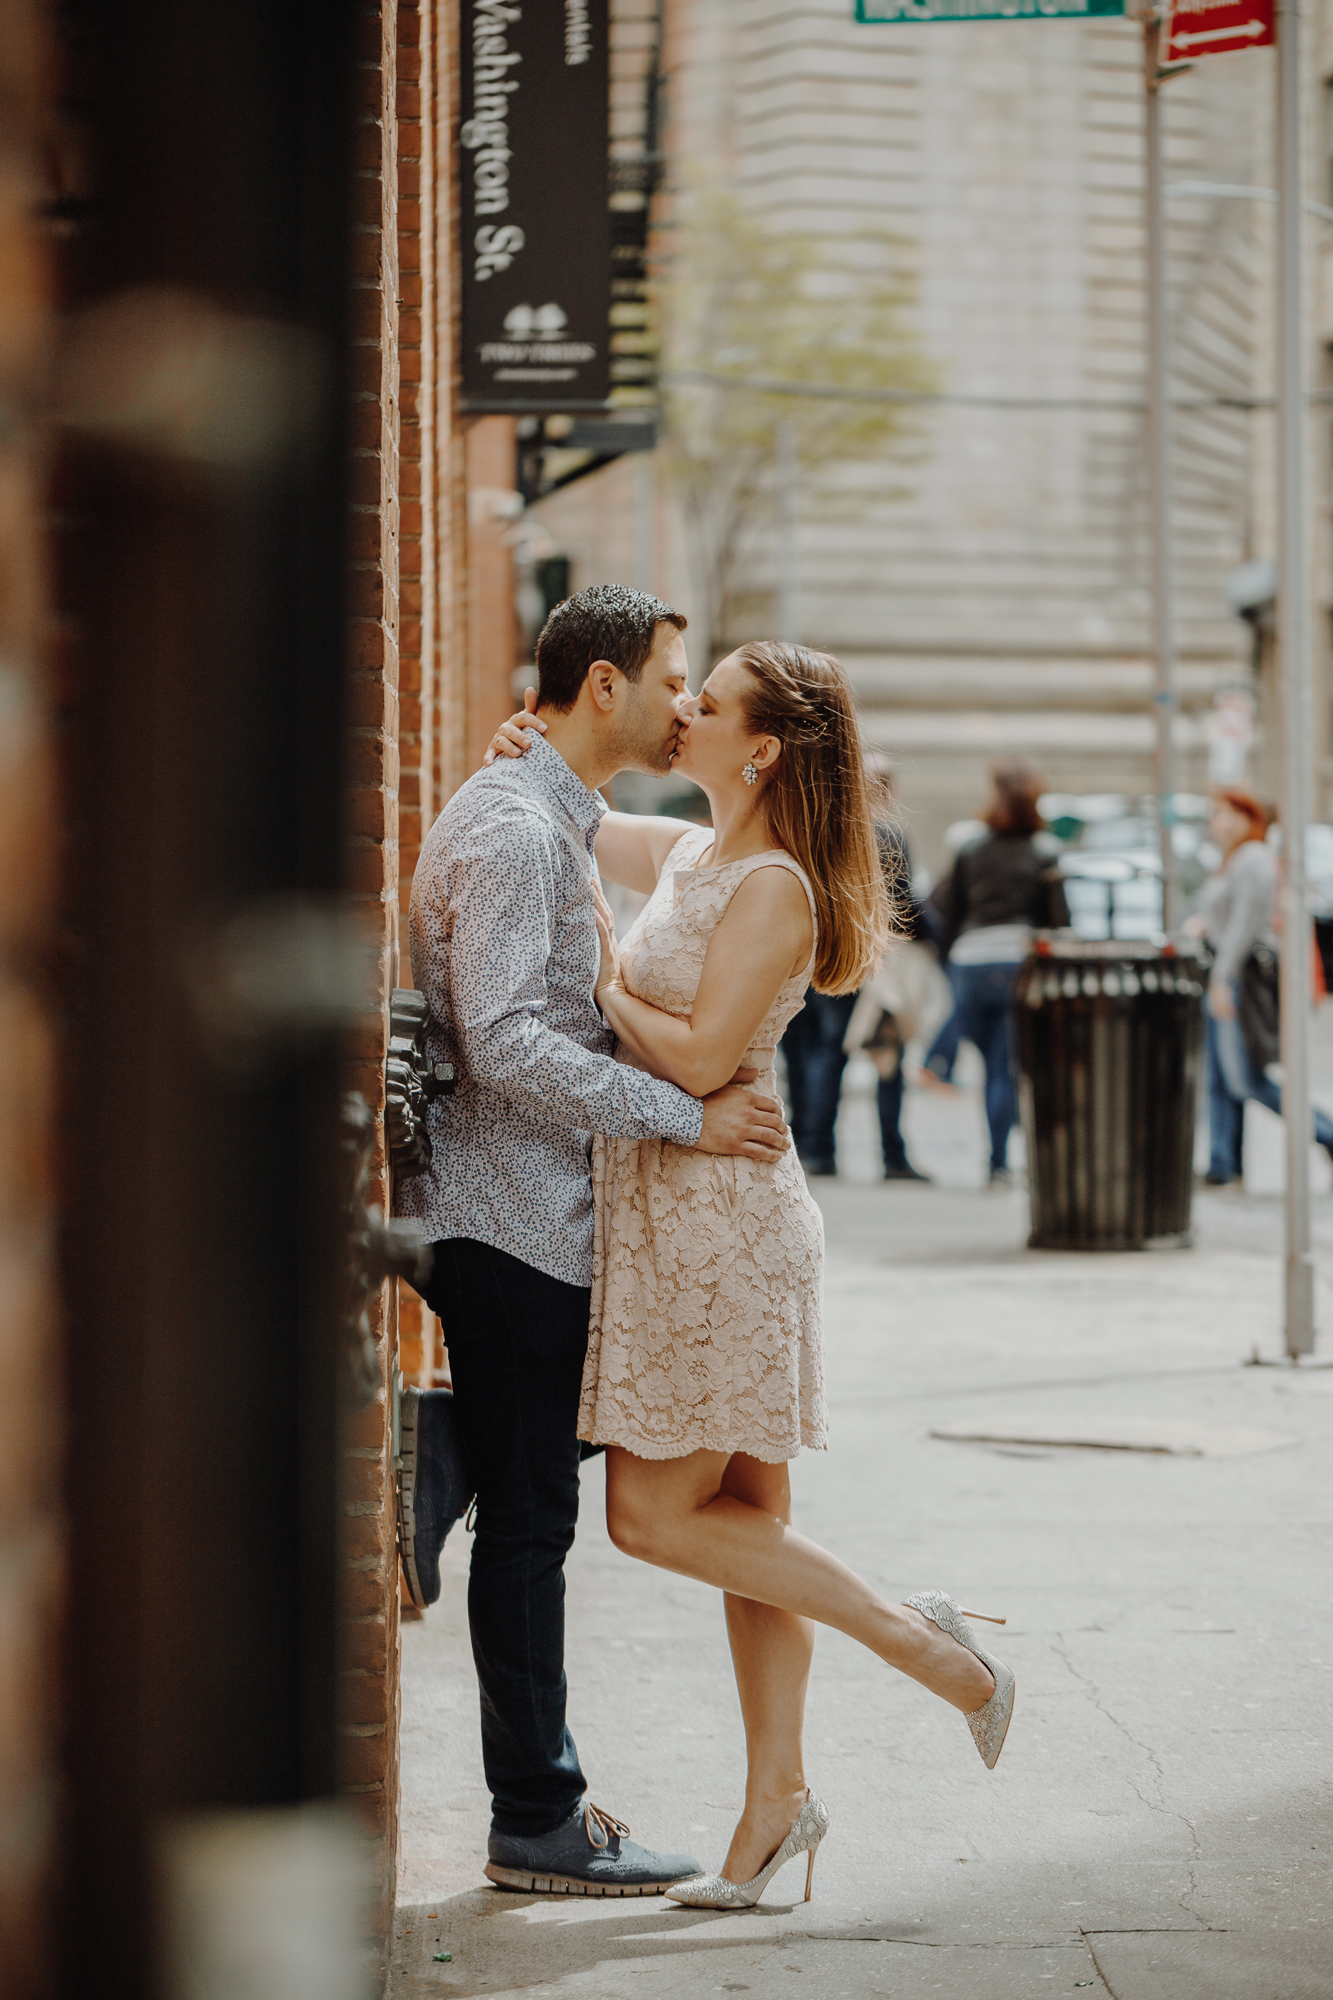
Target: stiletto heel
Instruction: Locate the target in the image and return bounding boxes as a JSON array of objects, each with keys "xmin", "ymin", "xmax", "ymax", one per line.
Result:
[
  {"xmin": 961, "ymin": 1608, "xmax": 1006, "ymax": 1625},
  {"xmin": 906, "ymin": 1589, "xmax": 1016, "ymax": 1771},
  {"xmin": 666, "ymin": 1789, "xmax": 829, "ymax": 1909}
]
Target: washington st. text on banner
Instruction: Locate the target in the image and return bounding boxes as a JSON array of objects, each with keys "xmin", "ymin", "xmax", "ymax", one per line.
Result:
[{"xmin": 460, "ymin": 0, "xmax": 611, "ymax": 412}]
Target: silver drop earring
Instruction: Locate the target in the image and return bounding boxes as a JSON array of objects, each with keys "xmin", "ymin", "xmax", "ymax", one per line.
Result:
[{"xmin": 742, "ymin": 761, "xmax": 758, "ymax": 786}]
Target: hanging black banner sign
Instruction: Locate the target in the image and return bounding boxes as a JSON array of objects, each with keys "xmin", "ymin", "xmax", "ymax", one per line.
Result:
[{"xmin": 459, "ymin": 0, "xmax": 610, "ymax": 412}]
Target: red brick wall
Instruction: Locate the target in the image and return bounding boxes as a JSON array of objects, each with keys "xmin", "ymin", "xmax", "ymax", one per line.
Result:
[
  {"xmin": 344, "ymin": 0, "xmax": 404, "ymax": 1950},
  {"xmin": 397, "ymin": 0, "xmax": 469, "ymax": 1393},
  {"xmin": 0, "ymin": 7, "xmax": 58, "ymax": 1994},
  {"xmin": 467, "ymin": 416, "xmax": 520, "ymax": 770}
]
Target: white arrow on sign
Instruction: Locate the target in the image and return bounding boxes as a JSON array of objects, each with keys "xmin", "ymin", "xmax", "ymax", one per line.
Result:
[{"xmin": 1170, "ymin": 17, "xmax": 1268, "ymax": 45}]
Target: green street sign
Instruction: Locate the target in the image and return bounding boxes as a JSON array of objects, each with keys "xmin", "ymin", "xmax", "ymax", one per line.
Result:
[{"xmin": 856, "ymin": 0, "xmax": 1123, "ymax": 19}]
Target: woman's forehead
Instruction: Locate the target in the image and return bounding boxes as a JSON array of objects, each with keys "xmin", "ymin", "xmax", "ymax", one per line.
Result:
[{"xmin": 704, "ymin": 655, "xmax": 745, "ymax": 699}]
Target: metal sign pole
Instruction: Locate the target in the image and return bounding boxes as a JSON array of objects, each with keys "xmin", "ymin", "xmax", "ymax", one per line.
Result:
[
  {"xmin": 1277, "ymin": 0, "xmax": 1317, "ymax": 1356},
  {"xmin": 1144, "ymin": 11, "xmax": 1181, "ymax": 931}
]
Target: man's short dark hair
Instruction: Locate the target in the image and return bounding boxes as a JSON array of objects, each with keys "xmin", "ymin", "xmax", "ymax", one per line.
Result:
[{"xmin": 535, "ymin": 584, "xmax": 687, "ymax": 713}]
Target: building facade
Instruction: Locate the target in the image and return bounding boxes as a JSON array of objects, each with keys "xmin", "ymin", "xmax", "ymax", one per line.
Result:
[{"xmin": 538, "ymin": 0, "xmax": 1333, "ymax": 867}]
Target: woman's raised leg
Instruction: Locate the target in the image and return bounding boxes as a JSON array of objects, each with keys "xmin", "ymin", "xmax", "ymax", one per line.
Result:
[
  {"xmin": 604, "ymin": 1446, "xmax": 994, "ymax": 1715},
  {"xmin": 716, "ymin": 1454, "xmax": 814, "ymax": 1884}
]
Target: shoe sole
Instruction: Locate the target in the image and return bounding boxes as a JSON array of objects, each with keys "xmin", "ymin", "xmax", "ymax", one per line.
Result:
[
  {"xmin": 397, "ymin": 1388, "xmax": 427, "ymax": 1612},
  {"xmin": 484, "ymin": 1864, "xmax": 673, "ymax": 1897}
]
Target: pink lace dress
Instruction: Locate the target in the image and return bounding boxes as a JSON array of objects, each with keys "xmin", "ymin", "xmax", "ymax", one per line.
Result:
[{"xmin": 579, "ymin": 826, "xmax": 827, "ymax": 1462}]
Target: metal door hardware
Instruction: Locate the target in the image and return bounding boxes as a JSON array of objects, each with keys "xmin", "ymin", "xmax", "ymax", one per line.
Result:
[
  {"xmin": 385, "ymin": 988, "xmax": 455, "ymax": 1177},
  {"xmin": 342, "ymin": 1092, "xmax": 433, "ymax": 1404}
]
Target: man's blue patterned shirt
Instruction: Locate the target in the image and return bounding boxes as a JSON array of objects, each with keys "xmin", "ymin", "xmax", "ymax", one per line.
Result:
[{"xmin": 396, "ymin": 734, "xmax": 704, "ymax": 1286}]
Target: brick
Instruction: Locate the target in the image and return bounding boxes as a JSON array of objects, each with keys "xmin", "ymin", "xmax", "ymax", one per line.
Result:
[
  {"xmin": 348, "ymin": 510, "xmax": 393, "ymax": 562},
  {"xmin": 341, "ymin": 1671, "xmax": 393, "ymax": 1729},
  {"xmin": 349, "ymin": 453, "xmax": 389, "ymax": 507},
  {"xmin": 345, "ymin": 786, "xmax": 398, "ymax": 841},
  {"xmin": 350, "ymin": 230, "xmax": 384, "ymax": 280},
  {"xmin": 344, "ymin": 730, "xmax": 391, "ymax": 787},
  {"xmin": 347, "ymin": 617, "xmax": 393, "ymax": 676},
  {"xmin": 343, "ymin": 1616, "xmax": 391, "ymax": 1677},
  {"xmin": 350, "ymin": 344, "xmax": 391, "ymax": 395},
  {"xmin": 346, "ymin": 842, "xmax": 396, "ymax": 896},
  {"xmin": 339, "ymin": 1730, "xmax": 393, "ymax": 1789},
  {"xmin": 346, "ymin": 1781, "xmax": 393, "ymax": 1843},
  {"xmin": 345, "ymin": 675, "xmax": 398, "ymax": 733}
]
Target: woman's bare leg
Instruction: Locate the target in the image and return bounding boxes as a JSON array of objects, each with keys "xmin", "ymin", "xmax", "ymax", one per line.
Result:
[
  {"xmin": 717, "ymin": 1455, "xmax": 814, "ymax": 1884},
  {"xmin": 604, "ymin": 1446, "xmax": 994, "ymax": 1714}
]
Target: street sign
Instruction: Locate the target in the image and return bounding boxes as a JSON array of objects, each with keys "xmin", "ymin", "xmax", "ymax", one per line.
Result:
[
  {"xmin": 856, "ymin": 0, "xmax": 1122, "ymax": 20},
  {"xmin": 459, "ymin": 0, "xmax": 611, "ymax": 412},
  {"xmin": 1165, "ymin": 0, "xmax": 1273, "ymax": 61}
]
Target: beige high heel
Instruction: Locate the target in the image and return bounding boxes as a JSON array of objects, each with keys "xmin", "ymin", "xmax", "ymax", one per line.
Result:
[
  {"xmin": 664, "ymin": 1788, "xmax": 829, "ymax": 1909},
  {"xmin": 905, "ymin": 1589, "xmax": 1016, "ymax": 1770}
]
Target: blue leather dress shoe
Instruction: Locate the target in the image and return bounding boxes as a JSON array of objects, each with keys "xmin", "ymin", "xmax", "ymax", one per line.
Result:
[
  {"xmin": 485, "ymin": 1801, "xmax": 703, "ymax": 1897},
  {"xmin": 397, "ymin": 1386, "xmax": 473, "ymax": 1609}
]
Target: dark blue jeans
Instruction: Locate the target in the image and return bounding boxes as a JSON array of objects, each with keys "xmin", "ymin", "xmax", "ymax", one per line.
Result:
[
  {"xmin": 952, "ymin": 961, "xmax": 1021, "ymax": 1173},
  {"xmin": 781, "ymin": 988, "xmax": 857, "ymax": 1168},
  {"xmin": 424, "ymin": 1237, "xmax": 590, "ymax": 1837},
  {"xmin": 1205, "ymin": 1006, "xmax": 1245, "ymax": 1180},
  {"xmin": 877, "ymin": 1066, "xmax": 911, "ymax": 1172},
  {"xmin": 923, "ymin": 964, "xmax": 963, "ymax": 1082}
]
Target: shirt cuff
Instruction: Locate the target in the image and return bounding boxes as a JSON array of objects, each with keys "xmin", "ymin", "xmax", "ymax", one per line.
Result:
[{"xmin": 655, "ymin": 1085, "xmax": 704, "ymax": 1147}]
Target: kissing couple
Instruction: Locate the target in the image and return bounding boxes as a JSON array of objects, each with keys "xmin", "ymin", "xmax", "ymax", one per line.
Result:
[{"xmin": 396, "ymin": 584, "xmax": 1015, "ymax": 1906}]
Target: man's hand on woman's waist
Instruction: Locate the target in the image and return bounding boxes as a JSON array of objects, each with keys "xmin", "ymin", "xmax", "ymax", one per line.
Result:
[{"xmin": 695, "ymin": 1067, "xmax": 789, "ymax": 1161}]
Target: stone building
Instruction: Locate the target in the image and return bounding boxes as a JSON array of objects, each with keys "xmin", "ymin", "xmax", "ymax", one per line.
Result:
[{"xmin": 537, "ymin": 0, "xmax": 1333, "ymax": 866}]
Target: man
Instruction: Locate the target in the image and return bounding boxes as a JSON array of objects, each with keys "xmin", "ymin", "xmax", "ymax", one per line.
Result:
[{"xmin": 395, "ymin": 585, "xmax": 788, "ymax": 1896}]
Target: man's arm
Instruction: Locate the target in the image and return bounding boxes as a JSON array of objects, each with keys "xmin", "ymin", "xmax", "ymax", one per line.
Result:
[
  {"xmin": 593, "ymin": 811, "xmax": 698, "ymax": 895},
  {"xmin": 418, "ymin": 804, "xmax": 701, "ymax": 1142},
  {"xmin": 417, "ymin": 802, "xmax": 779, "ymax": 1162}
]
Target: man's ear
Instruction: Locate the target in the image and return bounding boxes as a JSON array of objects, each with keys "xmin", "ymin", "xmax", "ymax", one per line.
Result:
[{"xmin": 586, "ymin": 658, "xmax": 620, "ymax": 714}]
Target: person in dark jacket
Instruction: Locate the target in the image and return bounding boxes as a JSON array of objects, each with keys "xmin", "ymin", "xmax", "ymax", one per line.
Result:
[{"xmin": 933, "ymin": 761, "xmax": 1069, "ymax": 1184}]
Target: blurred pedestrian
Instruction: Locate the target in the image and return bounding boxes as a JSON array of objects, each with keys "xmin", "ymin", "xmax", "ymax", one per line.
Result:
[
  {"xmin": 932, "ymin": 762, "xmax": 1070, "ymax": 1185},
  {"xmin": 780, "ymin": 759, "xmax": 927, "ymax": 1178},
  {"xmin": 916, "ymin": 817, "xmax": 987, "ymax": 1091},
  {"xmin": 1185, "ymin": 787, "xmax": 1333, "ymax": 1186}
]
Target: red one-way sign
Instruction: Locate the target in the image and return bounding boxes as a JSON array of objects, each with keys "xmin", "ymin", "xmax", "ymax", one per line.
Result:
[{"xmin": 1165, "ymin": 0, "xmax": 1274, "ymax": 61}]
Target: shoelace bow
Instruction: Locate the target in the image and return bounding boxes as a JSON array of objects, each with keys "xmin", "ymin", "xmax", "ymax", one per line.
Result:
[{"xmin": 583, "ymin": 1802, "xmax": 630, "ymax": 1851}]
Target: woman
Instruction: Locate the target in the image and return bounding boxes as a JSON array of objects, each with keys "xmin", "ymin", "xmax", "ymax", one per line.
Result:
[
  {"xmin": 1186, "ymin": 787, "xmax": 1333, "ymax": 1185},
  {"xmin": 932, "ymin": 762, "xmax": 1069, "ymax": 1185},
  {"xmin": 488, "ymin": 642, "xmax": 1015, "ymax": 1909}
]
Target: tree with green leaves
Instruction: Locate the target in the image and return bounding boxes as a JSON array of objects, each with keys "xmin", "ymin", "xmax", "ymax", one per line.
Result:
[{"xmin": 658, "ymin": 191, "xmax": 936, "ymax": 670}]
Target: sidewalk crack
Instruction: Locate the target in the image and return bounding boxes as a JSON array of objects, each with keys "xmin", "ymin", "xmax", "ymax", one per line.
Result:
[{"xmin": 1051, "ymin": 1633, "xmax": 1208, "ymax": 1928}]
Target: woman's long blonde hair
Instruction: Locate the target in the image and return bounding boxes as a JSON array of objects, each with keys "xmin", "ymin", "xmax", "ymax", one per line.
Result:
[{"xmin": 734, "ymin": 641, "xmax": 890, "ymax": 995}]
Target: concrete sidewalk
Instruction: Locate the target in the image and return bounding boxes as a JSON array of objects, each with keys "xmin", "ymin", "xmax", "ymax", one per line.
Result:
[{"xmin": 388, "ymin": 1082, "xmax": 1333, "ymax": 1999}]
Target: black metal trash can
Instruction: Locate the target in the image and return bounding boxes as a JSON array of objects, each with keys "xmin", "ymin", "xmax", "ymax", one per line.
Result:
[{"xmin": 1013, "ymin": 938, "xmax": 1205, "ymax": 1251}]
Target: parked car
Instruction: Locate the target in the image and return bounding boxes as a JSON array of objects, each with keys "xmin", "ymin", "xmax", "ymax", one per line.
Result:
[{"xmin": 1038, "ymin": 793, "xmax": 1214, "ymax": 940}]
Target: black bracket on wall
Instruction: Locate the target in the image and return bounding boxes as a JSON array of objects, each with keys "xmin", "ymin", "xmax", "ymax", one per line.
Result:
[{"xmin": 385, "ymin": 987, "xmax": 455, "ymax": 1179}]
